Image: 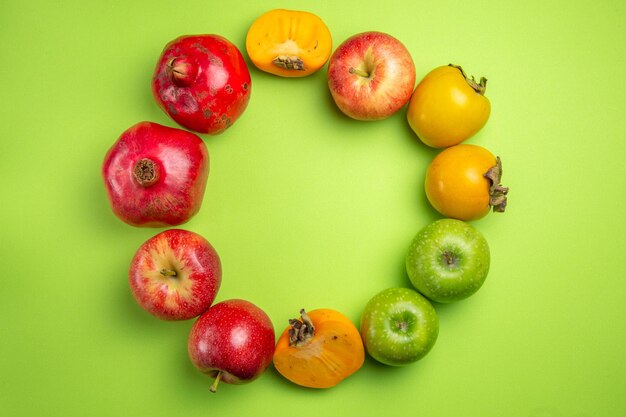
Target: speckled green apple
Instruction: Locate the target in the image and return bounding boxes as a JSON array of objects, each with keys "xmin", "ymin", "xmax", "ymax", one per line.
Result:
[
  {"xmin": 360, "ymin": 287, "xmax": 439, "ymax": 366},
  {"xmin": 406, "ymin": 219, "xmax": 490, "ymax": 303}
]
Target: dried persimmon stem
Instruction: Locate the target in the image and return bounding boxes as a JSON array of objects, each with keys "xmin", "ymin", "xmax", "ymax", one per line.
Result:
[
  {"xmin": 483, "ymin": 157, "xmax": 509, "ymax": 213},
  {"xmin": 273, "ymin": 55, "xmax": 305, "ymax": 70},
  {"xmin": 288, "ymin": 309, "xmax": 315, "ymax": 346},
  {"xmin": 448, "ymin": 64, "xmax": 487, "ymax": 95}
]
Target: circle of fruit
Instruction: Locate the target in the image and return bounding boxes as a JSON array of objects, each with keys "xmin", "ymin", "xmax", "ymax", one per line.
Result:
[{"xmin": 102, "ymin": 8, "xmax": 509, "ymax": 393}]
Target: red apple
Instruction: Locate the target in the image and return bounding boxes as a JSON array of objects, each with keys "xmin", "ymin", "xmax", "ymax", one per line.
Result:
[
  {"xmin": 128, "ymin": 229, "xmax": 221, "ymax": 321},
  {"xmin": 188, "ymin": 299, "xmax": 275, "ymax": 393},
  {"xmin": 327, "ymin": 31, "xmax": 416, "ymax": 120},
  {"xmin": 102, "ymin": 121, "xmax": 209, "ymax": 227},
  {"xmin": 152, "ymin": 34, "xmax": 252, "ymax": 135}
]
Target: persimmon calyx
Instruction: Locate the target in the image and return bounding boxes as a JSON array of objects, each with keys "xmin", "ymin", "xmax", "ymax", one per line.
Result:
[
  {"xmin": 483, "ymin": 157, "xmax": 509, "ymax": 213},
  {"xmin": 288, "ymin": 309, "xmax": 315, "ymax": 346},
  {"xmin": 273, "ymin": 55, "xmax": 305, "ymax": 71},
  {"xmin": 448, "ymin": 64, "xmax": 487, "ymax": 95}
]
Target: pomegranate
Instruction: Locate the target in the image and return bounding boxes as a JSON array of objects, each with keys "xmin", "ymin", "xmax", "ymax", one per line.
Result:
[
  {"xmin": 102, "ymin": 121, "xmax": 209, "ymax": 227},
  {"xmin": 152, "ymin": 34, "xmax": 252, "ymax": 135}
]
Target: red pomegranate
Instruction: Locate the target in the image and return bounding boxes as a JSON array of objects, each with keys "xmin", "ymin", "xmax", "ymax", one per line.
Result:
[
  {"xmin": 152, "ymin": 34, "xmax": 252, "ymax": 135},
  {"xmin": 102, "ymin": 121, "xmax": 209, "ymax": 227}
]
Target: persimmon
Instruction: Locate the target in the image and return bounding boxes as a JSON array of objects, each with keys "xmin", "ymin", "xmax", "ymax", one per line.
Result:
[
  {"xmin": 425, "ymin": 144, "xmax": 509, "ymax": 221},
  {"xmin": 407, "ymin": 64, "xmax": 491, "ymax": 148},
  {"xmin": 245, "ymin": 9, "xmax": 332, "ymax": 77},
  {"xmin": 273, "ymin": 309, "xmax": 364, "ymax": 388}
]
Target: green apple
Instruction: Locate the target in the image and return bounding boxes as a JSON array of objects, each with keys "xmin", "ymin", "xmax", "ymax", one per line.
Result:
[
  {"xmin": 406, "ymin": 218, "xmax": 490, "ymax": 303},
  {"xmin": 360, "ymin": 287, "xmax": 439, "ymax": 366}
]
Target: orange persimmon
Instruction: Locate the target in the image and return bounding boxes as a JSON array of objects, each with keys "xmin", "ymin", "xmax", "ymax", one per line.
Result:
[
  {"xmin": 245, "ymin": 9, "xmax": 332, "ymax": 77},
  {"xmin": 273, "ymin": 308, "xmax": 364, "ymax": 388}
]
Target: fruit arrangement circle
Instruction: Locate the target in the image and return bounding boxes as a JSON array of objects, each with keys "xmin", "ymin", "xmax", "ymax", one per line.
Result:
[{"xmin": 102, "ymin": 8, "xmax": 508, "ymax": 392}]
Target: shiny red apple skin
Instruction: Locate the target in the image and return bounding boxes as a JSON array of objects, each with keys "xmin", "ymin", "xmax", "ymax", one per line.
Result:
[
  {"xmin": 102, "ymin": 121, "xmax": 209, "ymax": 227},
  {"xmin": 327, "ymin": 31, "xmax": 416, "ymax": 120},
  {"xmin": 188, "ymin": 299, "xmax": 275, "ymax": 390},
  {"xmin": 128, "ymin": 229, "xmax": 222, "ymax": 321},
  {"xmin": 152, "ymin": 34, "xmax": 252, "ymax": 135}
]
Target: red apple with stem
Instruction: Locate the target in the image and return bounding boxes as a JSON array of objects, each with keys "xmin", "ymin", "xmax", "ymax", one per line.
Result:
[
  {"xmin": 129, "ymin": 229, "xmax": 221, "ymax": 321},
  {"xmin": 102, "ymin": 121, "xmax": 209, "ymax": 227},
  {"xmin": 188, "ymin": 299, "xmax": 275, "ymax": 393},
  {"xmin": 327, "ymin": 31, "xmax": 416, "ymax": 120}
]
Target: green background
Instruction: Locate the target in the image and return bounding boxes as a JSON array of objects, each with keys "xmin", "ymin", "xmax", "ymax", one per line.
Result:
[{"xmin": 1, "ymin": 0, "xmax": 625, "ymax": 416}]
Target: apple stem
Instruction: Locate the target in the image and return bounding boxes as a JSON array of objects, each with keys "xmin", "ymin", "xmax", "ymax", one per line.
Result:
[
  {"xmin": 448, "ymin": 64, "xmax": 487, "ymax": 95},
  {"xmin": 442, "ymin": 251, "xmax": 458, "ymax": 267},
  {"xmin": 483, "ymin": 157, "xmax": 509, "ymax": 212},
  {"xmin": 397, "ymin": 321, "xmax": 408, "ymax": 332},
  {"xmin": 159, "ymin": 269, "xmax": 177, "ymax": 277},
  {"xmin": 349, "ymin": 67, "xmax": 370, "ymax": 78},
  {"xmin": 288, "ymin": 309, "xmax": 315, "ymax": 346},
  {"xmin": 210, "ymin": 371, "xmax": 222, "ymax": 393}
]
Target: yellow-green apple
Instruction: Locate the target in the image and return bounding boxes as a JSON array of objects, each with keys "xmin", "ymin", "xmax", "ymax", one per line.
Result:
[
  {"xmin": 188, "ymin": 299, "xmax": 275, "ymax": 392},
  {"xmin": 327, "ymin": 31, "xmax": 416, "ymax": 120},
  {"xmin": 128, "ymin": 229, "xmax": 221, "ymax": 320},
  {"xmin": 360, "ymin": 287, "xmax": 439, "ymax": 366},
  {"xmin": 406, "ymin": 219, "xmax": 490, "ymax": 303}
]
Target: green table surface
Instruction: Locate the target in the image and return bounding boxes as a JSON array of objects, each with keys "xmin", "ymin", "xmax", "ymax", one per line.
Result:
[{"xmin": 2, "ymin": 1, "xmax": 625, "ymax": 416}]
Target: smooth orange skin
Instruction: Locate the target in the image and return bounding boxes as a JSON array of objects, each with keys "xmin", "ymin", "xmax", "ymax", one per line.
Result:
[
  {"xmin": 407, "ymin": 65, "xmax": 491, "ymax": 148},
  {"xmin": 245, "ymin": 9, "xmax": 332, "ymax": 77},
  {"xmin": 425, "ymin": 144, "xmax": 497, "ymax": 221},
  {"xmin": 273, "ymin": 309, "xmax": 364, "ymax": 389}
]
